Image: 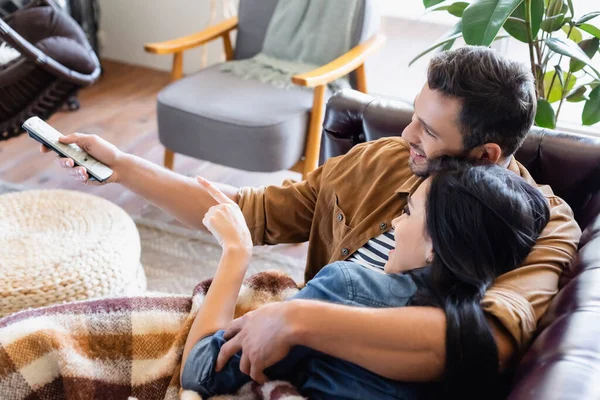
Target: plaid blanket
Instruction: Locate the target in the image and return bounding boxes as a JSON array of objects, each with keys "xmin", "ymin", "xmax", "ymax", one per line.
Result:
[{"xmin": 0, "ymin": 271, "xmax": 305, "ymax": 400}]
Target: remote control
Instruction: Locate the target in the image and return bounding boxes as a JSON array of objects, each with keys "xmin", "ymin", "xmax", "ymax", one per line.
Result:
[{"xmin": 22, "ymin": 116, "xmax": 113, "ymax": 182}]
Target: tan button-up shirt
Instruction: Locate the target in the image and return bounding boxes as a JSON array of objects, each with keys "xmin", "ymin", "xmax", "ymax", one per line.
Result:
[{"xmin": 238, "ymin": 137, "xmax": 581, "ymax": 350}]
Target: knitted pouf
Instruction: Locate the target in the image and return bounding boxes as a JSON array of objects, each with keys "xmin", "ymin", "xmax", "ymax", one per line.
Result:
[{"xmin": 0, "ymin": 189, "xmax": 146, "ymax": 317}]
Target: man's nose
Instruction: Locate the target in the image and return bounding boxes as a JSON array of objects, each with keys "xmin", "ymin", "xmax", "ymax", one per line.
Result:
[{"xmin": 401, "ymin": 119, "xmax": 420, "ymax": 145}]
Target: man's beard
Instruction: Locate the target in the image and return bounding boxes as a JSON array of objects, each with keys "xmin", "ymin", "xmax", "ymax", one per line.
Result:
[
  {"xmin": 408, "ymin": 146, "xmax": 430, "ymax": 177},
  {"xmin": 408, "ymin": 157, "xmax": 430, "ymax": 177},
  {"xmin": 409, "ymin": 147, "xmax": 473, "ymax": 177}
]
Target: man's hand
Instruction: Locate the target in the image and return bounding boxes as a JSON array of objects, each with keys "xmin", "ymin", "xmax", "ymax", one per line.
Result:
[
  {"xmin": 40, "ymin": 133, "xmax": 123, "ymax": 185},
  {"xmin": 215, "ymin": 302, "xmax": 296, "ymax": 384}
]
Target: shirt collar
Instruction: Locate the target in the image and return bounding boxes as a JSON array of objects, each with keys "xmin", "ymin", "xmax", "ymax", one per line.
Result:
[{"xmin": 395, "ymin": 174, "xmax": 424, "ymax": 195}]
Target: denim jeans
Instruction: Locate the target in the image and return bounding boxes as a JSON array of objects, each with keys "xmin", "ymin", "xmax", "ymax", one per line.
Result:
[{"xmin": 181, "ymin": 261, "xmax": 428, "ymax": 399}]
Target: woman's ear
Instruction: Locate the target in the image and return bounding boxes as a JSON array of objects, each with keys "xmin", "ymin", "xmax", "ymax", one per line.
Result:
[
  {"xmin": 425, "ymin": 252, "xmax": 434, "ymax": 264},
  {"xmin": 425, "ymin": 241, "xmax": 435, "ymax": 264}
]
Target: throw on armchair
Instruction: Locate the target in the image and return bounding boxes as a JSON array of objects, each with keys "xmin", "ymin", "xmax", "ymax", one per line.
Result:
[
  {"xmin": 320, "ymin": 89, "xmax": 600, "ymax": 400},
  {"xmin": 144, "ymin": 0, "xmax": 384, "ymax": 179}
]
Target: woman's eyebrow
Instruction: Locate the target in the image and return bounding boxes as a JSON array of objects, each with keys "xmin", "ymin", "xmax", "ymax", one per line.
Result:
[{"xmin": 407, "ymin": 194, "xmax": 414, "ymax": 207}]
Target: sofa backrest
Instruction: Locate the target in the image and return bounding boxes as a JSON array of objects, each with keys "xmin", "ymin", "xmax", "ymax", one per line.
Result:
[{"xmin": 515, "ymin": 129, "xmax": 600, "ymax": 231}]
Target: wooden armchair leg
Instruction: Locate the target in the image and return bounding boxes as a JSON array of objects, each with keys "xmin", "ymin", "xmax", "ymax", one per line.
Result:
[
  {"xmin": 356, "ymin": 63, "xmax": 367, "ymax": 93},
  {"xmin": 302, "ymin": 85, "xmax": 327, "ymax": 179},
  {"xmin": 164, "ymin": 149, "xmax": 175, "ymax": 170}
]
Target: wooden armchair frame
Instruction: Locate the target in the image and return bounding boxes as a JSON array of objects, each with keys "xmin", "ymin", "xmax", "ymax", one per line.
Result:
[{"xmin": 145, "ymin": 16, "xmax": 385, "ymax": 179}]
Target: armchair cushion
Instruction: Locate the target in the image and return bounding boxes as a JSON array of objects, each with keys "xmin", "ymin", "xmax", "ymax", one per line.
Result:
[{"xmin": 157, "ymin": 64, "xmax": 330, "ymax": 171}]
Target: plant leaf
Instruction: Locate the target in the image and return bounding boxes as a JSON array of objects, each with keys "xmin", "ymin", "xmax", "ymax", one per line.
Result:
[
  {"xmin": 448, "ymin": 2, "xmax": 470, "ymax": 17},
  {"xmin": 431, "ymin": 2, "xmax": 470, "ymax": 16},
  {"xmin": 409, "ymin": 22, "xmax": 463, "ymax": 66},
  {"xmin": 579, "ymin": 23, "xmax": 600, "ymax": 39},
  {"xmin": 566, "ymin": 85, "xmax": 588, "ymax": 102},
  {"xmin": 428, "ymin": 1, "xmax": 454, "ymax": 12},
  {"xmin": 546, "ymin": 0, "xmax": 563, "ymax": 17},
  {"xmin": 576, "ymin": 11, "xmax": 600, "ymax": 25},
  {"xmin": 441, "ymin": 37, "xmax": 457, "ymax": 51},
  {"xmin": 503, "ymin": 0, "xmax": 544, "ymax": 42},
  {"xmin": 562, "ymin": 25, "xmax": 582, "ymax": 42},
  {"xmin": 543, "ymin": 70, "xmax": 576, "ymax": 102},
  {"xmin": 565, "ymin": 0, "xmax": 573, "ymax": 17},
  {"xmin": 535, "ymin": 99, "xmax": 556, "ymax": 128},
  {"xmin": 545, "ymin": 37, "xmax": 600, "ymax": 76},
  {"xmin": 570, "ymin": 38, "xmax": 600, "ymax": 72},
  {"xmin": 462, "ymin": 0, "xmax": 524, "ymax": 46},
  {"xmin": 424, "ymin": 0, "xmax": 447, "ymax": 8},
  {"xmin": 554, "ymin": 65, "xmax": 564, "ymax": 87},
  {"xmin": 541, "ymin": 13, "xmax": 565, "ymax": 32},
  {"xmin": 582, "ymin": 85, "xmax": 600, "ymax": 125}
]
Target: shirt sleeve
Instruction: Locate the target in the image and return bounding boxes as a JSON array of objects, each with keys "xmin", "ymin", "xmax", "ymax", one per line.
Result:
[
  {"xmin": 237, "ymin": 142, "xmax": 371, "ymax": 246},
  {"xmin": 481, "ymin": 195, "xmax": 582, "ymax": 349},
  {"xmin": 237, "ymin": 164, "xmax": 324, "ymax": 246}
]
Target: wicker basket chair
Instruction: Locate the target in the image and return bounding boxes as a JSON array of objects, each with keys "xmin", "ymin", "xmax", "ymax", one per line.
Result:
[{"xmin": 0, "ymin": 0, "xmax": 100, "ymax": 141}]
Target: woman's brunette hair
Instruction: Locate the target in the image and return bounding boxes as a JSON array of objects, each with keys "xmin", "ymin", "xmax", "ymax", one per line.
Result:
[{"xmin": 414, "ymin": 158, "xmax": 550, "ymax": 399}]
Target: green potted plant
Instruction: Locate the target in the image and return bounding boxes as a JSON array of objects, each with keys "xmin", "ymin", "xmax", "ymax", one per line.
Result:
[{"xmin": 411, "ymin": 0, "xmax": 600, "ymax": 128}]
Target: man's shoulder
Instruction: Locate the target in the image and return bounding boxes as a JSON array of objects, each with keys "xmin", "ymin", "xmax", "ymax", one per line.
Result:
[
  {"xmin": 324, "ymin": 137, "xmax": 411, "ymax": 179},
  {"xmin": 354, "ymin": 136, "xmax": 410, "ymax": 151},
  {"xmin": 336, "ymin": 136, "xmax": 410, "ymax": 164}
]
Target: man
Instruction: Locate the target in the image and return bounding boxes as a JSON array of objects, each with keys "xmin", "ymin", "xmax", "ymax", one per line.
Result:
[{"xmin": 43, "ymin": 46, "xmax": 580, "ymax": 384}]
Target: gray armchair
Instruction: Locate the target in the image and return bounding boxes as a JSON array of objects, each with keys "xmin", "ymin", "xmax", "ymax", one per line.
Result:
[{"xmin": 144, "ymin": 0, "xmax": 384, "ymax": 179}]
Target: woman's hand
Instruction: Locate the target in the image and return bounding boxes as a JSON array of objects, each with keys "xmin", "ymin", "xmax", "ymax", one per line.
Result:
[{"xmin": 198, "ymin": 177, "xmax": 253, "ymax": 253}]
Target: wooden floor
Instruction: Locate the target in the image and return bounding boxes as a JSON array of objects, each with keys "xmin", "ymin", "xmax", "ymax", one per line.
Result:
[{"xmin": 0, "ymin": 60, "xmax": 307, "ymax": 259}]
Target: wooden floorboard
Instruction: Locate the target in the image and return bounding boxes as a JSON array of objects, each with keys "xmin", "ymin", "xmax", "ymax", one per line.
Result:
[{"xmin": 0, "ymin": 59, "xmax": 307, "ymax": 260}]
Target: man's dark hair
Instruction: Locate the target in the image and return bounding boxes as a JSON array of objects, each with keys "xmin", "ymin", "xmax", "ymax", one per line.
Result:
[{"xmin": 427, "ymin": 46, "xmax": 536, "ymax": 157}]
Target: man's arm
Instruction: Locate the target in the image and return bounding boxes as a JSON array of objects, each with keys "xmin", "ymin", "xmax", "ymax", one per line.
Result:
[
  {"xmin": 217, "ymin": 299, "xmax": 515, "ymax": 383},
  {"xmin": 292, "ymin": 301, "xmax": 516, "ymax": 381}
]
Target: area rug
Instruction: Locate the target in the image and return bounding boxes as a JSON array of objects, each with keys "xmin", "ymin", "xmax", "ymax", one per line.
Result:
[{"xmin": 0, "ymin": 180, "xmax": 306, "ymax": 295}]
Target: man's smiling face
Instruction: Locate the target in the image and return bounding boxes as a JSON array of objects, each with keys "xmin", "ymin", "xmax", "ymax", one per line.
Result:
[{"xmin": 401, "ymin": 83, "xmax": 466, "ymax": 176}]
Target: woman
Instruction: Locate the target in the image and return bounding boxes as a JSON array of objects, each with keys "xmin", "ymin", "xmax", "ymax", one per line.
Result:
[{"xmin": 180, "ymin": 159, "xmax": 550, "ymax": 399}]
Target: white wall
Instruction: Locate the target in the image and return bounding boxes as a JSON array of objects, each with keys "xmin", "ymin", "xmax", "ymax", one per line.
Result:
[
  {"xmin": 98, "ymin": 0, "xmax": 234, "ymax": 74},
  {"xmin": 99, "ymin": 0, "xmax": 599, "ymax": 74}
]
